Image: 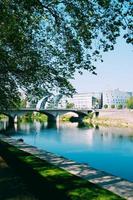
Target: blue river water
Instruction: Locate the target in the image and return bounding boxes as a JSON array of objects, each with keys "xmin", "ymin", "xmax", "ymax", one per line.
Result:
[{"xmin": 1, "ymin": 120, "xmax": 133, "ymax": 182}]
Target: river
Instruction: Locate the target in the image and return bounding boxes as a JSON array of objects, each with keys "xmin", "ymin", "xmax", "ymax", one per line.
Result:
[{"xmin": 0, "ymin": 119, "xmax": 133, "ymax": 182}]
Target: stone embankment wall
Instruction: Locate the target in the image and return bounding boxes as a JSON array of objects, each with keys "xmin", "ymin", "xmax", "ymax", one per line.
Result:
[
  {"xmin": 99, "ymin": 110, "xmax": 133, "ymax": 122},
  {"xmin": 92, "ymin": 110, "xmax": 133, "ymax": 128}
]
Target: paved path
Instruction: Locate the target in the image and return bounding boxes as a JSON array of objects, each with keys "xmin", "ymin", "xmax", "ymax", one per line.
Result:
[
  {"xmin": 1, "ymin": 135, "xmax": 133, "ymax": 200},
  {"xmin": 0, "ymin": 155, "xmax": 38, "ymax": 200}
]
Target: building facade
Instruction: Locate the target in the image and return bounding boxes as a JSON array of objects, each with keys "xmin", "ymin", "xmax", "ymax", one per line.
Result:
[
  {"xmin": 26, "ymin": 89, "xmax": 133, "ymax": 110},
  {"xmin": 59, "ymin": 93, "xmax": 102, "ymax": 109},
  {"xmin": 103, "ymin": 89, "xmax": 132, "ymax": 108}
]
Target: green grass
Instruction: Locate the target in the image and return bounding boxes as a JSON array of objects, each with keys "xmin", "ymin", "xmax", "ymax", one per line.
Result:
[{"xmin": 0, "ymin": 140, "xmax": 125, "ymax": 200}]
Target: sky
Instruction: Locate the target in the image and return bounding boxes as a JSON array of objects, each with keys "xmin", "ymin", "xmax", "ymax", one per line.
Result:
[{"xmin": 71, "ymin": 36, "xmax": 133, "ymax": 93}]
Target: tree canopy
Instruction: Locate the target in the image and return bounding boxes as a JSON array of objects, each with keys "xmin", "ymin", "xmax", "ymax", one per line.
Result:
[
  {"xmin": 0, "ymin": 0, "xmax": 132, "ymax": 109},
  {"xmin": 126, "ymin": 97, "xmax": 133, "ymax": 109}
]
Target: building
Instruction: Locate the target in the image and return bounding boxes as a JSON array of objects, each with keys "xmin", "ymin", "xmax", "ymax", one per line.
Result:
[
  {"xmin": 26, "ymin": 89, "xmax": 133, "ymax": 110},
  {"xmin": 59, "ymin": 93, "xmax": 102, "ymax": 109},
  {"xmin": 103, "ymin": 89, "xmax": 132, "ymax": 108}
]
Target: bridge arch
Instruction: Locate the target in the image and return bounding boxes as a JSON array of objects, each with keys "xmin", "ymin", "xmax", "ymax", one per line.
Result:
[
  {"xmin": 58, "ymin": 110, "xmax": 88, "ymax": 122},
  {"xmin": 36, "ymin": 95, "xmax": 52, "ymax": 110},
  {"xmin": 36, "ymin": 94, "xmax": 64, "ymax": 110},
  {"xmin": 54, "ymin": 94, "xmax": 63, "ymax": 108},
  {"xmin": 61, "ymin": 111, "xmax": 78, "ymax": 116}
]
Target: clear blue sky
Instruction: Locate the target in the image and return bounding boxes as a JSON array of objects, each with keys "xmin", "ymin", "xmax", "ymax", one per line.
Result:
[{"xmin": 71, "ymin": 36, "xmax": 133, "ymax": 93}]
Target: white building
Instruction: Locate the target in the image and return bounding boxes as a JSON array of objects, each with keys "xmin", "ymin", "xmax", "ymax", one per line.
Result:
[
  {"xmin": 59, "ymin": 93, "xmax": 102, "ymax": 109},
  {"xmin": 103, "ymin": 89, "xmax": 132, "ymax": 108}
]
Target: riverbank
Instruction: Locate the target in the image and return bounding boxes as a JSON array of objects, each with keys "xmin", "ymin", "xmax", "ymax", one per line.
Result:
[
  {"xmin": 83, "ymin": 110, "xmax": 133, "ymax": 128},
  {"xmin": 0, "ymin": 136, "xmax": 126, "ymax": 199}
]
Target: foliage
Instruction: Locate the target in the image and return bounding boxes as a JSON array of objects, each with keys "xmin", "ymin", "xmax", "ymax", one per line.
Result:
[
  {"xmin": 117, "ymin": 104, "xmax": 123, "ymax": 109},
  {"xmin": 104, "ymin": 104, "xmax": 108, "ymax": 109},
  {"xmin": 0, "ymin": 0, "xmax": 132, "ymax": 109},
  {"xmin": 85, "ymin": 112, "xmax": 94, "ymax": 119},
  {"xmin": 66, "ymin": 102, "xmax": 75, "ymax": 109},
  {"xmin": 0, "ymin": 114, "xmax": 8, "ymax": 120},
  {"xmin": 19, "ymin": 112, "xmax": 47, "ymax": 122},
  {"xmin": 111, "ymin": 104, "xmax": 115, "ymax": 109},
  {"xmin": 19, "ymin": 98, "xmax": 28, "ymax": 108},
  {"xmin": 126, "ymin": 97, "xmax": 133, "ymax": 109},
  {"xmin": 60, "ymin": 115, "xmax": 72, "ymax": 122},
  {"xmin": 33, "ymin": 112, "xmax": 47, "ymax": 121}
]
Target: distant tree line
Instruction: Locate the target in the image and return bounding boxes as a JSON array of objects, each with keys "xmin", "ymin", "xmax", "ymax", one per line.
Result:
[{"xmin": 104, "ymin": 97, "xmax": 133, "ymax": 109}]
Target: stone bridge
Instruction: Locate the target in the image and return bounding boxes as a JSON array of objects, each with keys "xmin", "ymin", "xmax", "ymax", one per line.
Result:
[{"xmin": 0, "ymin": 108, "xmax": 99, "ymax": 126}]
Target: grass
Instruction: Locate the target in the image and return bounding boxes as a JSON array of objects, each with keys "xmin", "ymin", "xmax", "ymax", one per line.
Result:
[
  {"xmin": 0, "ymin": 139, "xmax": 124, "ymax": 200},
  {"xmin": 0, "ymin": 156, "xmax": 38, "ymax": 200}
]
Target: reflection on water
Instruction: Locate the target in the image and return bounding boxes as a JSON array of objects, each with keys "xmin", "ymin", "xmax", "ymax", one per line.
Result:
[
  {"xmin": 0, "ymin": 119, "xmax": 8, "ymax": 131},
  {"xmin": 1, "ymin": 120, "xmax": 133, "ymax": 182}
]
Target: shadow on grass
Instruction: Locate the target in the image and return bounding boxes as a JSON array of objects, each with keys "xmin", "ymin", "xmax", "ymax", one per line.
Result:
[{"xmin": 0, "ymin": 156, "xmax": 38, "ymax": 200}]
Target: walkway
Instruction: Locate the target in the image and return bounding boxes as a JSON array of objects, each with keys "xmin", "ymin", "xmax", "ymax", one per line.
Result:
[
  {"xmin": 0, "ymin": 155, "xmax": 38, "ymax": 200},
  {"xmin": 1, "ymin": 135, "xmax": 133, "ymax": 200}
]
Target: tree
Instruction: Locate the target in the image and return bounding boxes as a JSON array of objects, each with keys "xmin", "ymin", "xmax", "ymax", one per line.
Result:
[
  {"xmin": 111, "ymin": 104, "xmax": 115, "ymax": 109},
  {"xmin": 117, "ymin": 104, "xmax": 123, "ymax": 109},
  {"xmin": 19, "ymin": 98, "xmax": 28, "ymax": 108},
  {"xmin": 66, "ymin": 103, "xmax": 75, "ymax": 109},
  {"xmin": 126, "ymin": 97, "xmax": 133, "ymax": 109},
  {"xmin": 0, "ymin": 0, "xmax": 132, "ymax": 109},
  {"xmin": 104, "ymin": 104, "xmax": 108, "ymax": 109}
]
